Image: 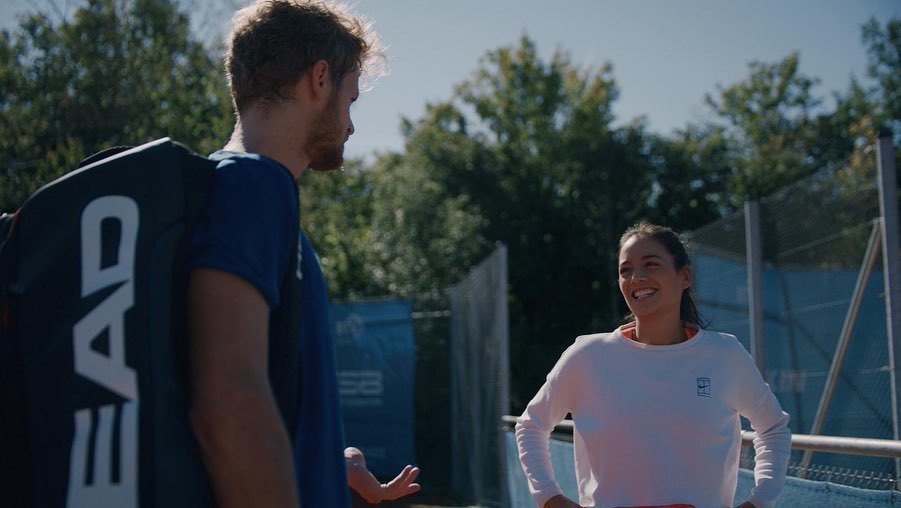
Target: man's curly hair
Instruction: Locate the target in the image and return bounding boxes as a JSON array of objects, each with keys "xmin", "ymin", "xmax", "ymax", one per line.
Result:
[{"xmin": 225, "ymin": 0, "xmax": 385, "ymax": 112}]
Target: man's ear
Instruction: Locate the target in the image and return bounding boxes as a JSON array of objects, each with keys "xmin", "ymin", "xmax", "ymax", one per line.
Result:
[{"xmin": 309, "ymin": 59, "xmax": 331, "ymax": 100}]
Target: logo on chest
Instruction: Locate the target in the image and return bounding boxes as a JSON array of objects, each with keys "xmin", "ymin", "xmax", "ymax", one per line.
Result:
[{"xmin": 697, "ymin": 377, "xmax": 711, "ymax": 397}]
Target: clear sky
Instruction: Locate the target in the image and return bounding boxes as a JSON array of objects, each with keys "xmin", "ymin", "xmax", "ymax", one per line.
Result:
[{"xmin": 2, "ymin": 0, "xmax": 899, "ymax": 160}]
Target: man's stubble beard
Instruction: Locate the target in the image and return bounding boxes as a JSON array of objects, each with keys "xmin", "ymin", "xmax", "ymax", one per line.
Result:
[{"xmin": 306, "ymin": 93, "xmax": 345, "ymax": 172}]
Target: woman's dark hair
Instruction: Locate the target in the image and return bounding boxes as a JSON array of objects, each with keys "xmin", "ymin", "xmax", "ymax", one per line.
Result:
[{"xmin": 618, "ymin": 222, "xmax": 707, "ymax": 328}]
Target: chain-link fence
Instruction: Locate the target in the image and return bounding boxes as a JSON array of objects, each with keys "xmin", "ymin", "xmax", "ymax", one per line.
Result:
[
  {"xmin": 408, "ymin": 297, "xmax": 456, "ymax": 501},
  {"xmin": 403, "ymin": 245, "xmax": 510, "ymax": 506},
  {"xmin": 449, "ymin": 244, "xmax": 510, "ymax": 507},
  {"xmin": 688, "ymin": 154, "xmax": 898, "ymax": 490}
]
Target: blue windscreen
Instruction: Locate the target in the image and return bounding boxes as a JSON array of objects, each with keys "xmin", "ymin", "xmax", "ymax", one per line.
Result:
[{"xmin": 331, "ymin": 299, "xmax": 416, "ymax": 476}]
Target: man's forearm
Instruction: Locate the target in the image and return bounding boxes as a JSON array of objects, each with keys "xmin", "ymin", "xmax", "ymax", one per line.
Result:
[
  {"xmin": 191, "ymin": 390, "xmax": 298, "ymax": 508},
  {"xmin": 188, "ymin": 269, "xmax": 299, "ymax": 508}
]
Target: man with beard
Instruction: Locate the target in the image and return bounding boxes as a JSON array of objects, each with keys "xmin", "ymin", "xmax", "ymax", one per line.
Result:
[{"xmin": 186, "ymin": 1, "xmax": 418, "ymax": 506}]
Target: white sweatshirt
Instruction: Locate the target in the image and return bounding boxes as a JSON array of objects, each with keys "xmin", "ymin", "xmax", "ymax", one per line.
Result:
[{"xmin": 515, "ymin": 328, "xmax": 791, "ymax": 508}]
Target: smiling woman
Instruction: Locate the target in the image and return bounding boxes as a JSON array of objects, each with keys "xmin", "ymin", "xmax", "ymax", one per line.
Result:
[
  {"xmin": 514, "ymin": 222, "xmax": 793, "ymax": 508},
  {"xmin": 617, "ymin": 225, "xmax": 695, "ymax": 346}
]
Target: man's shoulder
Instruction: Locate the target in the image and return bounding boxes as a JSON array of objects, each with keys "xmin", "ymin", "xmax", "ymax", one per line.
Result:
[
  {"xmin": 206, "ymin": 150, "xmax": 297, "ymax": 199},
  {"xmin": 210, "ymin": 150, "xmax": 290, "ymax": 174}
]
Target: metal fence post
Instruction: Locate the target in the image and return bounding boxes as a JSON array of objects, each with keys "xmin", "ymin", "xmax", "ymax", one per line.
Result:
[
  {"xmin": 799, "ymin": 220, "xmax": 882, "ymax": 476},
  {"xmin": 745, "ymin": 200, "xmax": 765, "ymax": 378},
  {"xmin": 497, "ymin": 244, "xmax": 510, "ymax": 508},
  {"xmin": 876, "ymin": 133, "xmax": 900, "ymax": 482}
]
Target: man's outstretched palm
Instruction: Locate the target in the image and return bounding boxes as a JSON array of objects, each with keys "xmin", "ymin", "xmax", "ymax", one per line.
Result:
[{"xmin": 345, "ymin": 447, "xmax": 421, "ymax": 504}]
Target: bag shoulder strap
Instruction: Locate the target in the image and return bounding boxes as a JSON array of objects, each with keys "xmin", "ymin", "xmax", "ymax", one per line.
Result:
[{"xmin": 269, "ymin": 221, "xmax": 301, "ymax": 434}]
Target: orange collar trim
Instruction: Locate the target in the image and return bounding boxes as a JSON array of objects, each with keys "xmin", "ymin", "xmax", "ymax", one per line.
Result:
[{"xmin": 619, "ymin": 322, "xmax": 699, "ymax": 342}]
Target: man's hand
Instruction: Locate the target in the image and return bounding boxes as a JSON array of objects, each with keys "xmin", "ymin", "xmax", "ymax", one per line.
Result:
[
  {"xmin": 543, "ymin": 494, "xmax": 582, "ymax": 508},
  {"xmin": 345, "ymin": 447, "xmax": 420, "ymax": 504}
]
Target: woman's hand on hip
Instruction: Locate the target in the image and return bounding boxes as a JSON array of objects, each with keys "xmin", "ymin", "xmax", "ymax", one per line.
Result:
[{"xmin": 543, "ymin": 494, "xmax": 583, "ymax": 508}]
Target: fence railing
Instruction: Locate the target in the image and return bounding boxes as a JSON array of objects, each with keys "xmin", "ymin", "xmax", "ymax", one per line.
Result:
[{"xmin": 500, "ymin": 415, "xmax": 901, "ymax": 458}]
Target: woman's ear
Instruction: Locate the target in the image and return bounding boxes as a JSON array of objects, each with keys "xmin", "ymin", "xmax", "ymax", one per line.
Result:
[{"xmin": 681, "ymin": 265, "xmax": 693, "ymax": 290}]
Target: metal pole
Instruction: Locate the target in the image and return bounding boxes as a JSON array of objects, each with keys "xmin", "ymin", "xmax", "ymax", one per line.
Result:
[
  {"xmin": 798, "ymin": 220, "xmax": 881, "ymax": 477},
  {"xmin": 449, "ymin": 288, "xmax": 461, "ymax": 495},
  {"xmin": 501, "ymin": 415, "xmax": 901, "ymax": 459},
  {"xmin": 745, "ymin": 200, "xmax": 766, "ymax": 378},
  {"xmin": 497, "ymin": 244, "xmax": 510, "ymax": 508},
  {"xmin": 876, "ymin": 133, "xmax": 901, "ymax": 481},
  {"xmin": 744, "ymin": 431, "xmax": 901, "ymax": 459}
]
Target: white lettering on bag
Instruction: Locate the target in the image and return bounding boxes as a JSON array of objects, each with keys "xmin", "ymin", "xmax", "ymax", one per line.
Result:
[{"xmin": 67, "ymin": 196, "xmax": 139, "ymax": 508}]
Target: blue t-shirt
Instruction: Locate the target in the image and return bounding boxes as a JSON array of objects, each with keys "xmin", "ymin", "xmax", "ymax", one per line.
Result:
[
  {"xmin": 188, "ymin": 151, "xmax": 349, "ymax": 507},
  {"xmin": 188, "ymin": 151, "xmax": 297, "ymax": 307},
  {"xmin": 293, "ymin": 229, "xmax": 350, "ymax": 508}
]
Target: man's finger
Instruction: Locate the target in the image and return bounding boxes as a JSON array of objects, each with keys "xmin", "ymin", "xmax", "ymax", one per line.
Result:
[
  {"xmin": 383, "ymin": 466, "xmax": 421, "ymax": 499},
  {"xmin": 386, "ymin": 465, "xmax": 417, "ymax": 488},
  {"xmin": 399, "ymin": 465, "xmax": 419, "ymax": 484}
]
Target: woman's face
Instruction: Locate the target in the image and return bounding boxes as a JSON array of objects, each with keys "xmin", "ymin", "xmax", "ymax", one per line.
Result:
[{"xmin": 618, "ymin": 235, "xmax": 691, "ymax": 321}]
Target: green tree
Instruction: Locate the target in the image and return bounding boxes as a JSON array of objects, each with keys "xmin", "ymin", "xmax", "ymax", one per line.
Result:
[
  {"xmin": 811, "ymin": 17, "xmax": 899, "ymax": 173},
  {"xmin": 365, "ymin": 148, "xmax": 488, "ymax": 300},
  {"xmin": 704, "ymin": 52, "xmax": 822, "ymax": 203},
  {"xmin": 397, "ymin": 38, "xmax": 628, "ymax": 410},
  {"xmin": 696, "ymin": 18, "xmax": 900, "ymax": 209},
  {"xmin": 644, "ymin": 124, "xmax": 735, "ymax": 229},
  {"xmin": 346, "ymin": 36, "xmax": 727, "ymax": 410},
  {"xmin": 298, "ymin": 161, "xmax": 383, "ymax": 299},
  {"xmin": 0, "ymin": 0, "xmax": 232, "ymax": 211},
  {"xmin": 862, "ymin": 17, "xmax": 900, "ymax": 133},
  {"xmin": 298, "ymin": 149, "xmax": 487, "ymax": 304},
  {"xmin": 674, "ymin": 18, "xmax": 900, "ymax": 275}
]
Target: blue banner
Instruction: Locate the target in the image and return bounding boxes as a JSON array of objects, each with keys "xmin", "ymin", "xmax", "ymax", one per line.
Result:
[{"xmin": 331, "ymin": 299, "xmax": 416, "ymax": 476}]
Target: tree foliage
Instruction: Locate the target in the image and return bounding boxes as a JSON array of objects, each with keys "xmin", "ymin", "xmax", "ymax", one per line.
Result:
[
  {"xmin": 696, "ymin": 17, "xmax": 899, "ymax": 209},
  {"xmin": 3, "ymin": 0, "xmax": 897, "ymax": 415},
  {"xmin": 704, "ymin": 52, "xmax": 823, "ymax": 202},
  {"xmin": 862, "ymin": 17, "xmax": 900, "ymax": 133},
  {"xmin": 0, "ymin": 0, "xmax": 232, "ymax": 211},
  {"xmin": 304, "ymin": 37, "xmax": 726, "ymax": 409}
]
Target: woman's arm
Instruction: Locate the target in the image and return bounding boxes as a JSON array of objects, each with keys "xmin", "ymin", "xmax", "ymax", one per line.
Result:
[
  {"xmin": 516, "ymin": 343, "xmax": 582, "ymax": 508},
  {"xmin": 732, "ymin": 347, "xmax": 791, "ymax": 508},
  {"xmin": 542, "ymin": 494, "xmax": 583, "ymax": 507}
]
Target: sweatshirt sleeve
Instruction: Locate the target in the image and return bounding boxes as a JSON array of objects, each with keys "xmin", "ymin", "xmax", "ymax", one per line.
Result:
[
  {"xmin": 730, "ymin": 341, "xmax": 792, "ymax": 508},
  {"xmin": 515, "ymin": 340, "xmax": 582, "ymax": 508}
]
